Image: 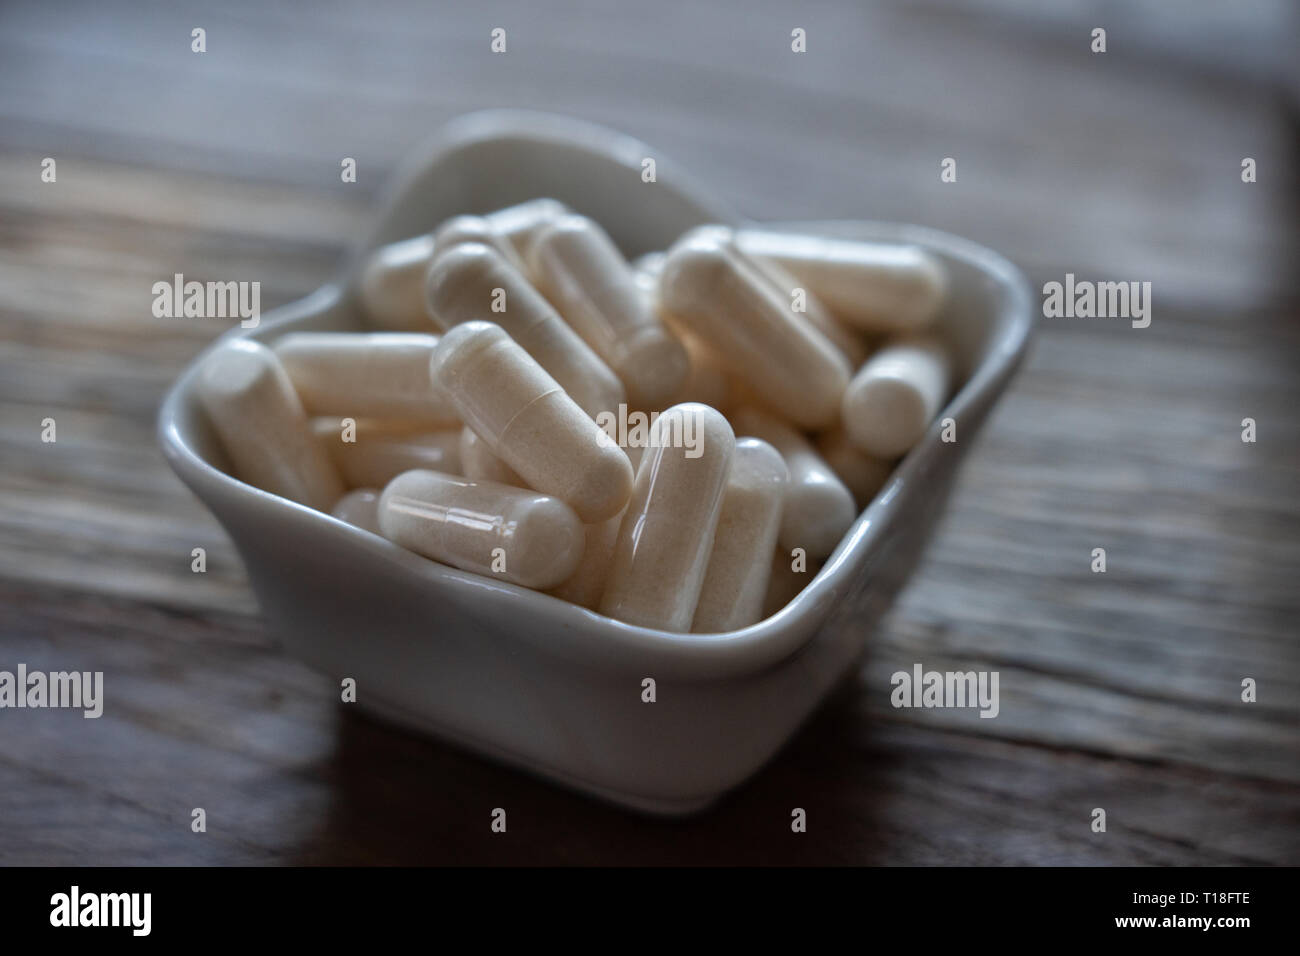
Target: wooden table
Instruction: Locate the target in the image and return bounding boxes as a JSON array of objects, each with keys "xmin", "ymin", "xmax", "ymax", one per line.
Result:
[{"xmin": 2, "ymin": 0, "xmax": 1297, "ymax": 865}]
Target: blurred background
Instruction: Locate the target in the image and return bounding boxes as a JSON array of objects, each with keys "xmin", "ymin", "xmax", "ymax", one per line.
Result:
[{"xmin": 1, "ymin": 0, "xmax": 1297, "ymax": 864}]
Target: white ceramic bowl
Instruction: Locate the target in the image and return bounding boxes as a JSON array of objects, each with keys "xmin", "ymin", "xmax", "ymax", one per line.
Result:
[{"xmin": 158, "ymin": 110, "xmax": 1034, "ymax": 815}]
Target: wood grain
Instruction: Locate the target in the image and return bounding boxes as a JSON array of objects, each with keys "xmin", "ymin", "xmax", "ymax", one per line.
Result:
[{"xmin": 0, "ymin": 0, "xmax": 1296, "ymax": 864}]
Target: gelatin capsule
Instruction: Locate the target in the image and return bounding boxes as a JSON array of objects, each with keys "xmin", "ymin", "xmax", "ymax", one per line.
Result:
[
  {"xmin": 425, "ymin": 242, "xmax": 625, "ymax": 419},
  {"xmin": 623, "ymin": 438, "xmax": 645, "ymax": 474},
  {"xmin": 816, "ymin": 426, "xmax": 892, "ymax": 508},
  {"xmin": 631, "ymin": 250, "xmax": 666, "ymax": 286},
  {"xmin": 195, "ymin": 339, "xmax": 344, "ymax": 510},
  {"xmin": 842, "ymin": 334, "xmax": 950, "ymax": 459},
  {"xmin": 733, "ymin": 407, "xmax": 857, "ymax": 561},
  {"xmin": 379, "ymin": 469, "xmax": 584, "ymax": 590},
  {"xmin": 314, "ymin": 420, "xmax": 461, "ymax": 489},
  {"xmin": 762, "ymin": 547, "xmax": 819, "ymax": 619},
  {"xmin": 659, "ymin": 231, "xmax": 849, "ymax": 429},
  {"xmin": 358, "ymin": 213, "xmax": 532, "ymax": 332},
  {"xmin": 674, "ymin": 225, "xmax": 868, "ymax": 368},
  {"xmin": 458, "ymin": 425, "xmax": 524, "ymax": 487},
  {"xmin": 358, "ymin": 235, "xmax": 438, "ymax": 332},
  {"xmin": 432, "ymin": 214, "xmax": 527, "ymax": 275},
  {"xmin": 692, "ymin": 438, "xmax": 789, "ymax": 633},
  {"xmin": 529, "ymin": 214, "xmax": 688, "ymax": 409},
  {"xmin": 734, "ymin": 229, "xmax": 948, "ymax": 333},
  {"xmin": 548, "ymin": 510, "xmax": 624, "ymax": 610},
  {"xmin": 667, "ymin": 331, "xmax": 732, "ymax": 412},
  {"xmin": 482, "ymin": 198, "xmax": 570, "ymax": 261},
  {"xmin": 275, "ymin": 332, "xmax": 459, "ymax": 426},
  {"xmin": 330, "ymin": 488, "xmax": 383, "ymax": 535},
  {"xmin": 311, "ymin": 416, "xmax": 441, "ymax": 440},
  {"xmin": 429, "ymin": 321, "xmax": 633, "ymax": 523},
  {"xmin": 747, "ymin": 251, "xmax": 870, "ymax": 367},
  {"xmin": 599, "ymin": 403, "xmax": 736, "ymax": 630},
  {"xmin": 634, "ymin": 254, "xmax": 732, "ymax": 412}
]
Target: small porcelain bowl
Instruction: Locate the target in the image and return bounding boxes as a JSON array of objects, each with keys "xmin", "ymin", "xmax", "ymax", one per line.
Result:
[{"xmin": 158, "ymin": 110, "xmax": 1034, "ymax": 815}]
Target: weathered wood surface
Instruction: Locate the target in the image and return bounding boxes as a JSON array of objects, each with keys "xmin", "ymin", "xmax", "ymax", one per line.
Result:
[{"xmin": 1, "ymin": 0, "xmax": 1297, "ymax": 864}]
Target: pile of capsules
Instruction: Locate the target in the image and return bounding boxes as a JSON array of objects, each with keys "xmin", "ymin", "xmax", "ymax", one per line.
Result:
[{"xmin": 195, "ymin": 199, "xmax": 951, "ymax": 633}]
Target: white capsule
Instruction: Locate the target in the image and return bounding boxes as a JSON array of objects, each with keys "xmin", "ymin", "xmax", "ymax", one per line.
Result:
[
  {"xmin": 721, "ymin": 372, "xmax": 782, "ymax": 423},
  {"xmin": 311, "ymin": 417, "xmax": 436, "ymax": 440},
  {"xmin": 357, "ymin": 214, "xmax": 532, "ymax": 333},
  {"xmin": 459, "ymin": 425, "xmax": 524, "ymax": 486},
  {"xmin": 762, "ymin": 548, "xmax": 819, "ymax": 619},
  {"xmin": 548, "ymin": 510, "xmax": 624, "ymax": 610},
  {"xmin": 673, "ymin": 225, "xmax": 868, "ymax": 368},
  {"xmin": 666, "ymin": 331, "xmax": 732, "ymax": 412},
  {"xmin": 631, "ymin": 250, "xmax": 666, "ymax": 282},
  {"xmin": 358, "ymin": 235, "xmax": 438, "ymax": 332},
  {"xmin": 734, "ymin": 229, "xmax": 948, "ymax": 333},
  {"xmin": 274, "ymin": 332, "xmax": 459, "ymax": 426},
  {"xmin": 599, "ymin": 404, "xmax": 735, "ymax": 631},
  {"xmin": 195, "ymin": 340, "xmax": 344, "ymax": 510},
  {"xmin": 634, "ymin": 255, "xmax": 733, "ymax": 413},
  {"xmin": 692, "ymin": 439, "xmax": 789, "ymax": 633},
  {"xmin": 432, "ymin": 214, "xmax": 527, "ymax": 275},
  {"xmin": 314, "ymin": 419, "xmax": 461, "ymax": 488},
  {"xmin": 425, "ymin": 242, "xmax": 625, "ymax": 418},
  {"xmin": 330, "ymin": 488, "xmax": 383, "ymax": 534},
  {"xmin": 482, "ymin": 198, "xmax": 570, "ymax": 261},
  {"xmin": 842, "ymin": 334, "xmax": 950, "ymax": 459},
  {"xmin": 623, "ymin": 438, "xmax": 645, "ymax": 475},
  {"xmin": 659, "ymin": 232, "xmax": 849, "ymax": 429},
  {"xmin": 379, "ymin": 469, "xmax": 584, "ymax": 590},
  {"xmin": 816, "ymin": 426, "xmax": 892, "ymax": 508},
  {"xmin": 429, "ymin": 321, "xmax": 633, "ymax": 523},
  {"xmin": 746, "ymin": 250, "xmax": 871, "ymax": 367},
  {"xmin": 529, "ymin": 215, "xmax": 688, "ymax": 409},
  {"xmin": 732, "ymin": 407, "xmax": 857, "ymax": 561}
]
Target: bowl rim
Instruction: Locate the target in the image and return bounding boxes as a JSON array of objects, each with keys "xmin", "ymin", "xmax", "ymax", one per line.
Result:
[{"xmin": 157, "ymin": 108, "xmax": 1036, "ymax": 679}]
